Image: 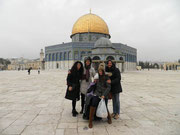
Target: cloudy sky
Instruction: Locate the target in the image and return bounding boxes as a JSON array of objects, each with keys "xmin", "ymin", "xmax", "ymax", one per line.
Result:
[{"xmin": 0, "ymin": 0, "xmax": 179, "ymax": 62}]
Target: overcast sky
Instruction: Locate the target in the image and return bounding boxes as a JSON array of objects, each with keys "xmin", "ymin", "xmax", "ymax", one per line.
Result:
[{"xmin": 0, "ymin": 0, "xmax": 179, "ymax": 62}]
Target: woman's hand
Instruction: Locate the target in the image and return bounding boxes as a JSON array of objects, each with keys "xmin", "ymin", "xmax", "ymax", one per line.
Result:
[
  {"xmin": 101, "ymin": 96, "xmax": 105, "ymax": 99},
  {"xmin": 107, "ymin": 79, "xmax": 111, "ymax": 84},
  {"xmin": 68, "ymin": 71, "xmax": 71, "ymax": 74},
  {"xmin": 69, "ymin": 86, "xmax": 72, "ymax": 91}
]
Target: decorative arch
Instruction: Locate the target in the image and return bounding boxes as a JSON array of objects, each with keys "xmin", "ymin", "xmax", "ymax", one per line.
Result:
[
  {"xmin": 74, "ymin": 51, "xmax": 79, "ymax": 60},
  {"xmin": 92, "ymin": 56, "xmax": 100, "ymax": 60},
  {"xmin": 80, "ymin": 51, "xmax": 86, "ymax": 59},
  {"xmin": 119, "ymin": 57, "xmax": 123, "ymax": 61},
  {"xmin": 52, "ymin": 53, "xmax": 55, "ymax": 61},
  {"xmin": 68, "ymin": 51, "xmax": 72, "ymax": 60},
  {"xmin": 56, "ymin": 53, "xmax": 58, "ymax": 61},
  {"xmin": 49, "ymin": 54, "xmax": 51, "ymax": 61},
  {"xmin": 59, "ymin": 52, "xmax": 62, "ymax": 61},
  {"xmin": 64, "ymin": 52, "xmax": 67, "ymax": 60},
  {"xmin": 106, "ymin": 56, "xmax": 115, "ymax": 60},
  {"xmin": 45, "ymin": 54, "xmax": 48, "ymax": 61}
]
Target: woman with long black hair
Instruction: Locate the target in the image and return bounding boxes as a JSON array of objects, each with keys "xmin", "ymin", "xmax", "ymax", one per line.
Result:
[{"xmin": 65, "ymin": 61, "xmax": 84, "ymax": 117}]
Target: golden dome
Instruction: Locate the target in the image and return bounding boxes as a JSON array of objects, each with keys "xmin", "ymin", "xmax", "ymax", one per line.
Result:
[{"xmin": 71, "ymin": 13, "xmax": 110, "ymax": 37}]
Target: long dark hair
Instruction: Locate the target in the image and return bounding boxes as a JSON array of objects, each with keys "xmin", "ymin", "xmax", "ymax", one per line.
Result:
[
  {"xmin": 70, "ymin": 61, "xmax": 84, "ymax": 78},
  {"xmin": 106, "ymin": 59, "xmax": 116, "ymax": 72}
]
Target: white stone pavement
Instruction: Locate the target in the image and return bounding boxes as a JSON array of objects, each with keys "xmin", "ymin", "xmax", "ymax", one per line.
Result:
[{"xmin": 0, "ymin": 69, "xmax": 180, "ymax": 135}]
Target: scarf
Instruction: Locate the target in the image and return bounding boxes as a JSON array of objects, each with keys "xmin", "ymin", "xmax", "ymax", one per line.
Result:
[{"xmin": 85, "ymin": 69, "xmax": 90, "ymax": 82}]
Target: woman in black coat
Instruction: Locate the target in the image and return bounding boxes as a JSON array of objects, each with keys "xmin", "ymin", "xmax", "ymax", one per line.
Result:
[
  {"xmin": 65, "ymin": 61, "xmax": 83, "ymax": 117},
  {"xmin": 105, "ymin": 60, "xmax": 122, "ymax": 119}
]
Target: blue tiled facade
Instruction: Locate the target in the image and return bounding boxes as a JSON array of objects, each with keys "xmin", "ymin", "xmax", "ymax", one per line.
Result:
[{"xmin": 45, "ymin": 42, "xmax": 137, "ymax": 63}]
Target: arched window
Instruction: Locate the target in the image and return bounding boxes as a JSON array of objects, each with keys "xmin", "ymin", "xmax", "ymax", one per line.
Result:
[
  {"xmin": 88, "ymin": 51, "xmax": 91, "ymax": 54},
  {"xmin": 74, "ymin": 51, "xmax": 79, "ymax": 60},
  {"xmin": 49, "ymin": 54, "xmax": 51, "ymax": 61},
  {"xmin": 80, "ymin": 51, "xmax": 86, "ymax": 59},
  {"xmin": 106, "ymin": 56, "xmax": 115, "ymax": 60},
  {"xmin": 59, "ymin": 52, "xmax": 62, "ymax": 61},
  {"xmin": 119, "ymin": 57, "xmax": 123, "ymax": 61},
  {"xmin": 52, "ymin": 54, "xmax": 55, "ymax": 61},
  {"xmin": 169, "ymin": 65, "xmax": 172, "ymax": 70},
  {"xmin": 92, "ymin": 56, "xmax": 100, "ymax": 60},
  {"xmin": 68, "ymin": 51, "xmax": 72, "ymax": 60},
  {"xmin": 129, "ymin": 54, "xmax": 131, "ymax": 62},
  {"xmin": 56, "ymin": 53, "xmax": 58, "ymax": 61},
  {"xmin": 64, "ymin": 52, "xmax": 67, "ymax": 60},
  {"xmin": 127, "ymin": 54, "xmax": 129, "ymax": 62},
  {"xmin": 45, "ymin": 54, "xmax": 48, "ymax": 61}
]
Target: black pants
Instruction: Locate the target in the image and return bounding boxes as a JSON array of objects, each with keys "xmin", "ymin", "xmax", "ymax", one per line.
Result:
[
  {"xmin": 90, "ymin": 96, "xmax": 108, "ymax": 107},
  {"xmin": 72, "ymin": 100, "xmax": 76, "ymax": 110},
  {"xmin": 81, "ymin": 93, "xmax": 85, "ymax": 110}
]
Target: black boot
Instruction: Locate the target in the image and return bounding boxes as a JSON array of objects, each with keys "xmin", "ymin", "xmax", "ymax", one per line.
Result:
[
  {"xmin": 72, "ymin": 109, "xmax": 78, "ymax": 117},
  {"xmin": 80, "ymin": 93, "xmax": 85, "ymax": 114},
  {"xmin": 72, "ymin": 100, "xmax": 78, "ymax": 117}
]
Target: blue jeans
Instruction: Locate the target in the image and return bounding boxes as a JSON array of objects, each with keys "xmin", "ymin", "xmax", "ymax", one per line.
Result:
[{"xmin": 112, "ymin": 93, "xmax": 120, "ymax": 114}]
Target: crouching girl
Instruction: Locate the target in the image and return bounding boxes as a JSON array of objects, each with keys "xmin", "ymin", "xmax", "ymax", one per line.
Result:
[{"xmin": 88, "ymin": 64, "xmax": 112, "ymax": 128}]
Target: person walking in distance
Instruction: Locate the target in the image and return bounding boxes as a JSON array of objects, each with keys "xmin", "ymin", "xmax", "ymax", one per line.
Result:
[{"xmin": 38, "ymin": 68, "xmax": 40, "ymax": 74}]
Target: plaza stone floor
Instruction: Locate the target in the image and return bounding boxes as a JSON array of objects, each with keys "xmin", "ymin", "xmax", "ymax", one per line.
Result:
[{"xmin": 0, "ymin": 70, "xmax": 180, "ymax": 135}]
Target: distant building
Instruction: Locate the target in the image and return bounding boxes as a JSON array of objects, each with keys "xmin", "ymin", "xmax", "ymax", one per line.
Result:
[
  {"xmin": 7, "ymin": 49, "xmax": 45, "ymax": 70},
  {"xmin": 177, "ymin": 65, "xmax": 180, "ymax": 70},
  {"xmin": 163, "ymin": 62, "xmax": 180, "ymax": 70},
  {"xmin": 45, "ymin": 12, "xmax": 137, "ymax": 71}
]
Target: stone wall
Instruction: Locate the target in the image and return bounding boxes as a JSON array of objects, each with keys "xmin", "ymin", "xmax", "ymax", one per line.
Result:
[{"xmin": 45, "ymin": 60, "xmax": 137, "ymax": 72}]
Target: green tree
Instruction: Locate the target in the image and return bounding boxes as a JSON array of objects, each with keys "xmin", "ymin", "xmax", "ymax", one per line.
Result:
[
  {"xmin": 0, "ymin": 58, "xmax": 11, "ymax": 70},
  {"xmin": 138, "ymin": 61, "xmax": 145, "ymax": 69}
]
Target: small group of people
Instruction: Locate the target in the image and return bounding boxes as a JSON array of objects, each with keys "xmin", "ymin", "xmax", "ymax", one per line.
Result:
[
  {"xmin": 65, "ymin": 57, "xmax": 122, "ymax": 128},
  {"xmin": 27, "ymin": 67, "xmax": 40, "ymax": 75}
]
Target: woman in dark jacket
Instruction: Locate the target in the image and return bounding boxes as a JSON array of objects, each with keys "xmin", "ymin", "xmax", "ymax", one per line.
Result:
[
  {"xmin": 65, "ymin": 61, "xmax": 83, "ymax": 117},
  {"xmin": 105, "ymin": 60, "xmax": 122, "ymax": 119},
  {"xmin": 88, "ymin": 63, "xmax": 112, "ymax": 128}
]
